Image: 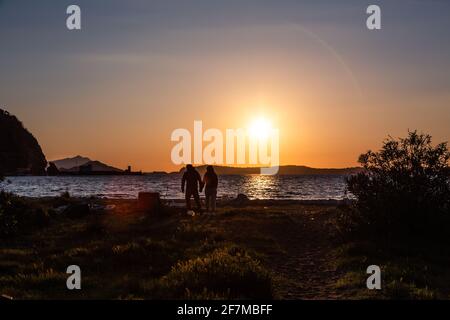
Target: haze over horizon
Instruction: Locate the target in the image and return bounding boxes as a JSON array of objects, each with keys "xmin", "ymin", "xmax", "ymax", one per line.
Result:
[
  {"xmin": 1, "ymin": 0, "xmax": 449, "ymax": 172},
  {"xmin": 49, "ymin": 154, "xmax": 362, "ymax": 173}
]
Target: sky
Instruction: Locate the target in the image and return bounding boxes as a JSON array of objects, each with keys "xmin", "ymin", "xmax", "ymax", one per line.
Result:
[{"xmin": 1, "ymin": 0, "xmax": 449, "ymax": 172}]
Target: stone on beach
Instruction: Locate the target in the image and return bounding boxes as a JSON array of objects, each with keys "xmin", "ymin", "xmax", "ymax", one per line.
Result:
[
  {"xmin": 138, "ymin": 192, "xmax": 162, "ymax": 214},
  {"xmin": 228, "ymin": 193, "xmax": 250, "ymax": 206}
]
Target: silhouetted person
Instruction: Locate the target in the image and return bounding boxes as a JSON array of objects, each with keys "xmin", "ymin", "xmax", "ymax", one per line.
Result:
[
  {"xmin": 181, "ymin": 164, "xmax": 202, "ymax": 211},
  {"xmin": 203, "ymin": 165, "xmax": 218, "ymax": 213}
]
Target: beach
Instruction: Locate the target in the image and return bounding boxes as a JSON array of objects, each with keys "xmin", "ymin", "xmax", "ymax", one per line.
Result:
[
  {"xmin": 0, "ymin": 196, "xmax": 346, "ymax": 299},
  {"xmin": 3, "ymin": 195, "xmax": 449, "ymax": 300}
]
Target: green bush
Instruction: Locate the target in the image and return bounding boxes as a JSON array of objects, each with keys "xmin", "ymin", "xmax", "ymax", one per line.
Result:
[
  {"xmin": 145, "ymin": 246, "xmax": 273, "ymax": 299},
  {"xmin": 385, "ymin": 280, "xmax": 437, "ymax": 300},
  {"xmin": 341, "ymin": 131, "xmax": 450, "ymax": 242},
  {"xmin": 111, "ymin": 238, "xmax": 176, "ymax": 273},
  {"xmin": 0, "ymin": 191, "xmax": 49, "ymax": 237}
]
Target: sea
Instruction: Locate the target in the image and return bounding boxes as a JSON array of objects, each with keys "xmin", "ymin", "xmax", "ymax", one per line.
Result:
[{"xmin": 0, "ymin": 175, "xmax": 349, "ymax": 200}]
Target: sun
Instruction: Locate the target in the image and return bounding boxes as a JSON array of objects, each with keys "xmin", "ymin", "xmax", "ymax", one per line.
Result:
[{"xmin": 249, "ymin": 117, "xmax": 272, "ymax": 140}]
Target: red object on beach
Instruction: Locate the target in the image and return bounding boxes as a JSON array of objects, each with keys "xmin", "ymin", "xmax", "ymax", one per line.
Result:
[{"xmin": 138, "ymin": 192, "xmax": 161, "ymax": 213}]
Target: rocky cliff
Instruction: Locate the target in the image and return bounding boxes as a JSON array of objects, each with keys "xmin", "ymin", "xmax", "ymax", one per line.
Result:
[{"xmin": 0, "ymin": 109, "xmax": 47, "ymax": 175}]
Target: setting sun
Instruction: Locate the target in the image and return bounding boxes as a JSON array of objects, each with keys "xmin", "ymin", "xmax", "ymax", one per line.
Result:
[{"xmin": 249, "ymin": 117, "xmax": 272, "ymax": 140}]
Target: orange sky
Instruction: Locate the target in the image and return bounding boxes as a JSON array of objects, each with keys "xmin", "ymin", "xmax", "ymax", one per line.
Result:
[{"xmin": 2, "ymin": 2, "xmax": 449, "ymax": 172}]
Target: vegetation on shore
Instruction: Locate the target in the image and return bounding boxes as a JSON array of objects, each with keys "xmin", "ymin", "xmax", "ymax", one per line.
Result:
[
  {"xmin": 335, "ymin": 131, "xmax": 450, "ymax": 299},
  {"xmin": 0, "ymin": 193, "xmax": 344, "ymax": 300},
  {"xmin": 0, "ymin": 193, "xmax": 449, "ymax": 299},
  {"xmin": 0, "ymin": 195, "xmax": 276, "ymax": 299}
]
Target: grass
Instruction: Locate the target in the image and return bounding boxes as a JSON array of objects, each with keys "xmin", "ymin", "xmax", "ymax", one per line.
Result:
[
  {"xmin": 332, "ymin": 240, "xmax": 450, "ymax": 299},
  {"xmin": 141, "ymin": 246, "xmax": 273, "ymax": 299},
  {"xmin": 0, "ymin": 198, "xmax": 276, "ymax": 299},
  {"xmin": 2, "ymin": 196, "xmax": 450, "ymax": 300}
]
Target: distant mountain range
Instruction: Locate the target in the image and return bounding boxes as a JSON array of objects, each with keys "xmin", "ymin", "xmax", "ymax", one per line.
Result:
[
  {"xmin": 51, "ymin": 156, "xmax": 122, "ymax": 172},
  {"xmin": 52, "ymin": 155, "xmax": 90, "ymax": 170},
  {"xmin": 50, "ymin": 157, "xmax": 361, "ymax": 176},
  {"xmin": 174, "ymin": 165, "xmax": 362, "ymax": 176}
]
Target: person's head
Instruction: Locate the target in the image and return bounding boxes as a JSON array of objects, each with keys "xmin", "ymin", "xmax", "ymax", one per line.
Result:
[
  {"xmin": 206, "ymin": 165, "xmax": 215, "ymax": 174},
  {"xmin": 186, "ymin": 164, "xmax": 194, "ymax": 172}
]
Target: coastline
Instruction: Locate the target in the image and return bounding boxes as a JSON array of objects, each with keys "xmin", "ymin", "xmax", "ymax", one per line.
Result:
[{"xmin": 20, "ymin": 196, "xmax": 347, "ymax": 206}]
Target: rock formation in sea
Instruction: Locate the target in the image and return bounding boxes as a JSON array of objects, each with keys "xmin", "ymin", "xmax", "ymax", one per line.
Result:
[
  {"xmin": 46, "ymin": 162, "xmax": 60, "ymax": 176},
  {"xmin": 0, "ymin": 109, "xmax": 47, "ymax": 175}
]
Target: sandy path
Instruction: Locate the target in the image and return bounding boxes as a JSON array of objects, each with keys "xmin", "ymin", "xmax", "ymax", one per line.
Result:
[
  {"xmin": 267, "ymin": 209, "xmax": 342, "ymax": 299},
  {"xmin": 209, "ymin": 205, "xmax": 344, "ymax": 299}
]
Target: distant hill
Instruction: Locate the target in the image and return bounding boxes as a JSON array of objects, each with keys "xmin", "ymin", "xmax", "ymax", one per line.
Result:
[
  {"xmin": 52, "ymin": 155, "xmax": 91, "ymax": 170},
  {"xmin": 52, "ymin": 156, "xmax": 123, "ymax": 173},
  {"xmin": 272, "ymin": 165, "xmax": 362, "ymax": 175},
  {"xmin": 77, "ymin": 160, "xmax": 123, "ymax": 173},
  {"xmin": 0, "ymin": 109, "xmax": 47, "ymax": 175},
  {"xmin": 175, "ymin": 165, "xmax": 362, "ymax": 176}
]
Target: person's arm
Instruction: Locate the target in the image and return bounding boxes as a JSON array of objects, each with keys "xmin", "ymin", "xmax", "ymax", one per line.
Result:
[
  {"xmin": 197, "ymin": 172, "xmax": 204, "ymax": 192},
  {"xmin": 181, "ymin": 173, "xmax": 186, "ymax": 192},
  {"xmin": 214, "ymin": 174, "xmax": 218, "ymax": 188}
]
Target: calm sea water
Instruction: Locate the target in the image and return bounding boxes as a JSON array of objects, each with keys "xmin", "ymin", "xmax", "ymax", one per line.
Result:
[{"xmin": 1, "ymin": 175, "xmax": 349, "ymax": 200}]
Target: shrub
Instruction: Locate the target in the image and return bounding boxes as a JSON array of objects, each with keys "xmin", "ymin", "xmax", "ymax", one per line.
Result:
[
  {"xmin": 341, "ymin": 131, "xmax": 450, "ymax": 242},
  {"xmin": 0, "ymin": 191, "xmax": 49, "ymax": 237},
  {"xmin": 145, "ymin": 246, "xmax": 273, "ymax": 299},
  {"xmin": 111, "ymin": 238, "xmax": 175, "ymax": 270},
  {"xmin": 385, "ymin": 280, "xmax": 437, "ymax": 300}
]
